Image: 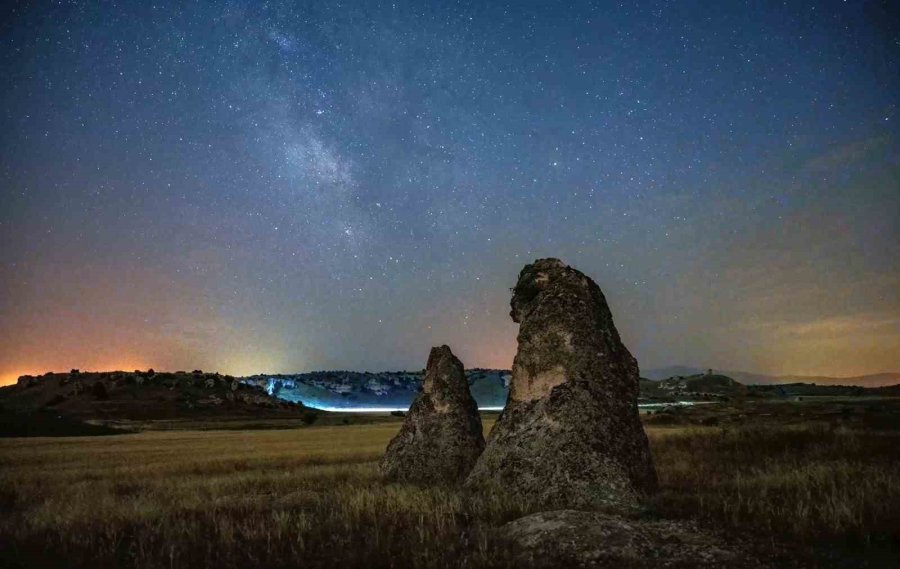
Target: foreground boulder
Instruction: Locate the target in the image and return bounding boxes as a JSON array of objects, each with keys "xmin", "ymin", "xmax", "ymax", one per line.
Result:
[
  {"xmin": 380, "ymin": 345, "xmax": 484, "ymax": 483},
  {"xmin": 495, "ymin": 510, "xmax": 769, "ymax": 568},
  {"xmin": 466, "ymin": 258, "xmax": 657, "ymax": 508}
]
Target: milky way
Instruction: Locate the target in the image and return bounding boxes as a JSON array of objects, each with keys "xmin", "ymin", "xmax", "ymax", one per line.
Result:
[{"xmin": 1, "ymin": 1, "xmax": 898, "ymax": 383}]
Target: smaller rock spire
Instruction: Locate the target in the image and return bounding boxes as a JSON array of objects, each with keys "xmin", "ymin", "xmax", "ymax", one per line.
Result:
[{"xmin": 380, "ymin": 345, "xmax": 484, "ymax": 483}]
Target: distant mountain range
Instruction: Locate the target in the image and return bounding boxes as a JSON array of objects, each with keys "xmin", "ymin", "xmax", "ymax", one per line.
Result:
[
  {"xmin": 642, "ymin": 367, "xmax": 900, "ymax": 387},
  {"xmin": 4, "ymin": 367, "xmax": 897, "ymax": 421}
]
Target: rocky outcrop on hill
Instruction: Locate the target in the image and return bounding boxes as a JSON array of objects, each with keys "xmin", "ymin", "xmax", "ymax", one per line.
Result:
[
  {"xmin": 243, "ymin": 368, "xmax": 511, "ymax": 410},
  {"xmin": 639, "ymin": 373, "xmax": 747, "ymax": 402},
  {"xmin": 466, "ymin": 258, "xmax": 657, "ymax": 509},
  {"xmin": 495, "ymin": 510, "xmax": 770, "ymax": 568},
  {"xmin": 1, "ymin": 370, "xmax": 306, "ymax": 424},
  {"xmin": 380, "ymin": 346, "xmax": 484, "ymax": 483}
]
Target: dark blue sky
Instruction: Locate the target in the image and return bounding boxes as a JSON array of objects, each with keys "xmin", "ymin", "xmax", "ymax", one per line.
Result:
[{"xmin": 1, "ymin": 1, "xmax": 898, "ymax": 382}]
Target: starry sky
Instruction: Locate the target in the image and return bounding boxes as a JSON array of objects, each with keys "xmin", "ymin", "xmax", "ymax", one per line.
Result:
[{"xmin": 1, "ymin": 1, "xmax": 898, "ymax": 385}]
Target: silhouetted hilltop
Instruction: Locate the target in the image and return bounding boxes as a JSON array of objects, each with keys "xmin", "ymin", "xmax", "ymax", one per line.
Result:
[{"xmin": 1, "ymin": 370, "xmax": 307, "ymax": 432}]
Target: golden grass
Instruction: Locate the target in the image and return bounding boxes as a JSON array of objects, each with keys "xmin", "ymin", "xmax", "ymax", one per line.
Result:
[
  {"xmin": 649, "ymin": 425, "xmax": 900, "ymax": 544},
  {"xmin": 0, "ymin": 420, "xmax": 897, "ymax": 568}
]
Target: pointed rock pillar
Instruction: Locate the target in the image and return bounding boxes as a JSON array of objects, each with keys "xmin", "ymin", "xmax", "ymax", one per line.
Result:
[{"xmin": 380, "ymin": 345, "xmax": 484, "ymax": 483}]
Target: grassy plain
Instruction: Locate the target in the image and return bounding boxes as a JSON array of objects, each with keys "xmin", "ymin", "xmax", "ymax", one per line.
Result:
[{"xmin": 1, "ymin": 410, "xmax": 899, "ymax": 568}]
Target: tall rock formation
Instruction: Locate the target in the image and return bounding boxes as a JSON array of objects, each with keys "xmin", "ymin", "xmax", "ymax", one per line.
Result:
[
  {"xmin": 380, "ymin": 345, "xmax": 484, "ymax": 483},
  {"xmin": 466, "ymin": 258, "xmax": 657, "ymax": 508}
]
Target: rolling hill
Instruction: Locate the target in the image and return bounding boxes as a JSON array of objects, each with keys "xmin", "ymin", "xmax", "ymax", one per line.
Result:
[
  {"xmin": 639, "ymin": 373, "xmax": 748, "ymax": 401},
  {"xmin": 644, "ymin": 367, "xmax": 900, "ymax": 387},
  {"xmin": 0, "ymin": 369, "xmax": 308, "ymax": 435}
]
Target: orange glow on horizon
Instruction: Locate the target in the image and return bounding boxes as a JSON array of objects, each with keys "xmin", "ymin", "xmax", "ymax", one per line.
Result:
[{"xmin": 0, "ymin": 360, "xmax": 154, "ymax": 387}]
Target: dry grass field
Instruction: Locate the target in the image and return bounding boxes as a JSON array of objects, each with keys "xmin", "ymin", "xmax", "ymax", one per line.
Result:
[{"xmin": 1, "ymin": 416, "xmax": 899, "ymax": 568}]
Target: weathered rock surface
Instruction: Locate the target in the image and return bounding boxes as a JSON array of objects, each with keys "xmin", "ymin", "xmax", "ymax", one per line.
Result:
[
  {"xmin": 380, "ymin": 345, "xmax": 484, "ymax": 483},
  {"xmin": 466, "ymin": 258, "xmax": 657, "ymax": 508},
  {"xmin": 495, "ymin": 510, "xmax": 770, "ymax": 568}
]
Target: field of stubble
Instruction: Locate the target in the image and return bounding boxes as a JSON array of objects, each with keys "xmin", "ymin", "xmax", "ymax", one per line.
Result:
[{"xmin": 1, "ymin": 415, "xmax": 898, "ymax": 568}]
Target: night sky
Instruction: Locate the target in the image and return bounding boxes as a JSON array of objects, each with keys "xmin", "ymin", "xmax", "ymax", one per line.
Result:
[{"xmin": 1, "ymin": 1, "xmax": 898, "ymax": 385}]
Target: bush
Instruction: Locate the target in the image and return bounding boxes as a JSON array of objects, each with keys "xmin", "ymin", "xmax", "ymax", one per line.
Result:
[{"xmin": 91, "ymin": 382, "xmax": 109, "ymax": 400}]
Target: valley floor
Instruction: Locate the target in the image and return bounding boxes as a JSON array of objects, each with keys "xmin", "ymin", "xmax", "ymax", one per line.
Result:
[{"xmin": 1, "ymin": 404, "xmax": 899, "ymax": 568}]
